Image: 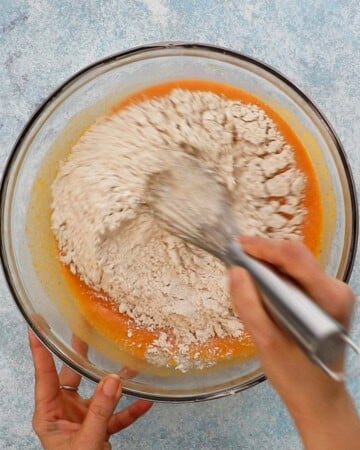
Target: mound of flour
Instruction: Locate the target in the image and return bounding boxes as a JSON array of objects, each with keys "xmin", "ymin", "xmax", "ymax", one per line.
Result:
[{"xmin": 52, "ymin": 89, "xmax": 306, "ymax": 371}]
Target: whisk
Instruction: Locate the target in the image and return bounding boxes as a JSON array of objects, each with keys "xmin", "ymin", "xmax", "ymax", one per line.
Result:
[{"xmin": 147, "ymin": 152, "xmax": 359, "ymax": 381}]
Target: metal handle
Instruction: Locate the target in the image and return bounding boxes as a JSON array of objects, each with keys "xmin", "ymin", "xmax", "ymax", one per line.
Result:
[{"xmin": 226, "ymin": 240, "xmax": 358, "ymax": 380}]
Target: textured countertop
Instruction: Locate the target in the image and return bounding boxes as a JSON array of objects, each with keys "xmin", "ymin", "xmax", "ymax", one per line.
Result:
[{"xmin": 1, "ymin": 1, "xmax": 359, "ymax": 449}]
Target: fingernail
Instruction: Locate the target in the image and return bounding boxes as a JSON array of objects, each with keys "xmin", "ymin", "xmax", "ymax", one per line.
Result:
[
  {"xmin": 28, "ymin": 328, "xmax": 38, "ymax": 343},
  {"xmin": 229, "ymin": 266, "xmax": 246, "ymax": 281},
  {"xmin": 239, "ymin": 235, "xmax": 254, "ymax": 244},
  {"xmin": 102, "ymin": 374, "xmax": 121, "ymax": 398},
  {"xmin": 228, "ymin": 267, "xmax": 236, "ymax": 282}
]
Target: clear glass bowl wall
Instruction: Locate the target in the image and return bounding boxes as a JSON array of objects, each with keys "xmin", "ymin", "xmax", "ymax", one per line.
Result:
[{"xmin": 1, "ymin": 44, "xmax": 357, "ymax": 401}]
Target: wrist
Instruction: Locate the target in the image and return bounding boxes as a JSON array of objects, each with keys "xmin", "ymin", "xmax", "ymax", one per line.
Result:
[
  {"xmin": 285, "ymin": 382, "xmax": 347, "ymax": 419},
  {"xmin": 288, "ymin": 388, "xmax": 360, "ymax": 450}
]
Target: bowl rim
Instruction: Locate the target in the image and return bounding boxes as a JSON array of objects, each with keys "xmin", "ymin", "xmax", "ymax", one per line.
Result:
[{"xmin": 0, "ymin": 41, "xmax": 358, "ymax": 402}]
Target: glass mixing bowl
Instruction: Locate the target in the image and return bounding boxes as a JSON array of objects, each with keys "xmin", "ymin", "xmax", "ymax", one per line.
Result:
[{"xmin": 1, "ymin": 43, "xmax": 358, "ymax": 402}]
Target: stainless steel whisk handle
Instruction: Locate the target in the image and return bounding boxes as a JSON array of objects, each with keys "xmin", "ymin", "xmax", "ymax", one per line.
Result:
[{"xmin": 226, "ymin": 240, "xmax": 359, "ymax": 381}]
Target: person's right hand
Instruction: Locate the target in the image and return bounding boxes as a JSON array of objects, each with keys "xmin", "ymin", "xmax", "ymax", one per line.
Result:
[{"xmin": 229, "ymin": 236, "xmax": 360, "ymax": 450}]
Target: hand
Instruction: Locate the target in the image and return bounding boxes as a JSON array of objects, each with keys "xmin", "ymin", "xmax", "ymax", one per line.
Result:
[
  {"xmin": 229, "ymin": 236, "xmax": 360, "ymax": 450},
  {"xmin": 28, "ymin": 330, "xmax": 153, "ymax": 450}
]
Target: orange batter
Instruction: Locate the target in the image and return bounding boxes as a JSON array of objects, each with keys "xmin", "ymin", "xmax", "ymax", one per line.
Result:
[{"xmin": 61, "ymin": 80, "xmax": 323, "ymax": 368}]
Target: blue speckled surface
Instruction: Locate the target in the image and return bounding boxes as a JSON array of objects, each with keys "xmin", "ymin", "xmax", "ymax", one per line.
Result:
[{"xmin": 0, "ymin": 1, "xmax": 359, "ymax": 449}]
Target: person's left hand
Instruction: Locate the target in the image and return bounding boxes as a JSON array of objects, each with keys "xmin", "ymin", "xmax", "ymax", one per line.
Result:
[{"xmin": 28, "ymin": 329, "xmax": 153, "ymax": 450}]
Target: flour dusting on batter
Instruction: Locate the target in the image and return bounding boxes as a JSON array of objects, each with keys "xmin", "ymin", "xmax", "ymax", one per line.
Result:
[{"xmin": 51, "ymin": 89, "xmax": 306, "ymax": 371}]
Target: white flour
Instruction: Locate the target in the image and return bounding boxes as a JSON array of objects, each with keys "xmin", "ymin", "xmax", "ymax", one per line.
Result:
[{"xmin": 52, "ymin": 89, "xmax": 306, "ymax": 371}]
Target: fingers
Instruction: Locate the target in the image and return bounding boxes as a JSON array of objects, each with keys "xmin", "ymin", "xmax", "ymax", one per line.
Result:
[
  {"xmin": 59, "ymin": 334, "xmax": 88, "ymax": 388},
  {"xmin": 240, "ymin": 235, "xmax": 322, "ymax": 285},
  {"xmin": 107, "ymin": 400, "xmax": 153, "ymax": 435},
  {"xmin": 28, "ymin": 329, "xmax": 59, "ymax": 414},
  {"xmin": 58, "ymin": 366, "xmax": 81, "ymax": 390},
  {"xmin": 229, "ymin": 267, "xmax": 284, "ymax": 350},
  {"xmin": 240, "ymin": 236, "xmax": 354, "ymax": 325},
  {"xmin": 76, "ymin": 374, "xmax": 122, "ymax": 450}
]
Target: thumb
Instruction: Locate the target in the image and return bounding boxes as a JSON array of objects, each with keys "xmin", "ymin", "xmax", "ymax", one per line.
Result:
[
  {"xmin": 76, "ymin": 374, "xmax": 122, "ymax": 450},
  {"xmin": 229, "ymin": 266, "xmax": 280, "ymax": 348}
]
